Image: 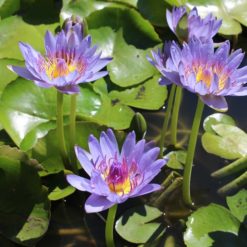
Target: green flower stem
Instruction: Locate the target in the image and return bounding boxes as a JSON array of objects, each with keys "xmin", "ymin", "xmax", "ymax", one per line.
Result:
[
  {"xmin": 105, "ymin": 204, "xmax": 118, "ymax": 247},
  {"xmin": 69, "ymin": 94, "xmax": 78, "ymax": 173},
  {"xmin": 211, "ymin": 156, "xmax": 247, "ymax": 178},
  {"xmin": 57, "ymin": 91, "xmax": 70, "ymax": 170},
  {"xmin": 170, "ymin": 86, "xmax": 182, "ymax": 146},
  {"xmin": 159, "ymin": 84, "xmax": 176, "ymax": 158},
  {"xmin": 218, "ymin": 171, "xmax": 247, "ymax": 195},
  {"xmin": 183, "ymin": 97, "xmax": 204, "ymax": 207}
]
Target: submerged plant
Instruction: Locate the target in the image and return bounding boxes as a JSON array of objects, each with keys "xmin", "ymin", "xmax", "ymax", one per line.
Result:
[
  {"xmin": 9, "ymin": 18, "xmax": 111, "ymax": 94},
  {"xmin": 67, "ymin": 129, "xmax": 166, "ymax": 247},
  {"xmin": 166, "ymin": 6, "xmax": 222, "ymax": 42}
]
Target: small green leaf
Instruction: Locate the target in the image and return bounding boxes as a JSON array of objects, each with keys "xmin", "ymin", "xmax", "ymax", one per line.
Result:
[
  {"xmin": 227, "ymin": 189, "xmax": 247, "ymax": 223},
  {"xmin": 184, "ymin": 204, "xmax": 240, "ymax": 247},
  {"xmin": 203, "ymin": 113, "xmax": 236, "ymax": 134},
  {"xmin": 166, "ymin": 150, "xmax": 187, "ymax": 170},
  {"xmin": 47, "ymin": 172, "xmax": 75, "ymax": 201},
  {"xmin": 115, "ymin": 205, "xmax": 165, "ymax": 244},
  {"xmin": 202, "ymin": 124, "xmax": 247, "ymax": 159}
]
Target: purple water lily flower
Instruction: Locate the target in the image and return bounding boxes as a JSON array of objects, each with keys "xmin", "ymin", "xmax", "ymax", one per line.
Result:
[
  {"xmin": 148, "ymin": 38, "xmax": 247, "ymax": 111},
  {"xmin": 166, "ymin": 6, "xmax": 222, "ymax": 42},
  {"xmin": 67, "ymin": 129, "xmax": 166, "ymax": 213},
  {"xmin": 9, "ymin": 18, "xmax": 111, "ymax": 94}
]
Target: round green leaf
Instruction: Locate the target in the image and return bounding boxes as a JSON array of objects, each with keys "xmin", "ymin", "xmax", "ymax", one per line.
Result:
[
  {"xmin": 0, "ymin": 0, "xmax": 20, "ymax": 19},
  {"xmin": 184, "ymin": 204, "xmax": 240, "ymax": 247},
  {"xmin": 109, "ymin": 75, "xmax": 167, "ymax": 109},
  {"xmin": 186, "ymin": 0, "xmax": 246, "ymax": 35},
  {"xmin": 0, "ymin": 16, "xmax": 58, "ymax": 60},
  {"xmin": 115, "ymin": 205, "xmax": 164, "ymax": 244},
  {"xmin": 227, "ymin": 189, "xmax": 247, "ymax": 223},
  {"xmin": 166, "ymin": 150, "xmax": 187, "ymax": 170},
  {"xmin": 137, "ymin": 0, "xmax": 168, "ymax": 27},
  {"xmin": 87, "ymin": 7, "xmax": 161, "ymax": 49},
  {"xmin": 47, "ymin": 172, "xmax": 75, "ymax": 200},
  {"xmin": 0, "ymin": 146, "xmax": 50, "ymax": 246},
  {"xmin": 202, "ymin": 124, "xmax": 247, "ymax": 159},
  {"xmin": 203, "ymin": 113, "xmax": 236, "ymax": 134},
  {"xmin": 108, "ymin": 31, "xmax": 157, "ymax": 87}
]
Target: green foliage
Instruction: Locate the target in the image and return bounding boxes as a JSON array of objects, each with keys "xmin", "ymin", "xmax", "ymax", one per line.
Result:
[
  {"xmin": 184, "ymin": 189, "xmax": 247, "ymax": 247},
  {"xmin": 0, "ymin": 145, "xmax": 50, "ymax": 246},
  {"xmin": 115, "ymin": 205, "xmax": 165, "ymax": 244},
  {"xmin": 202, "ymin": 114, "xmax": 247, "ymax": 159}
]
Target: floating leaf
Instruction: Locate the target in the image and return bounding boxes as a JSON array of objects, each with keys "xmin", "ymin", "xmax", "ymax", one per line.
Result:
[
  {"xmin": 227, "ymin": 189, "xmax": 247, "ymax": 223},
  {"xmin": 47, "ymin": 172, "xmax": 75, "ymax": 200},
  {"xmin": 108, "ymin": 31, "xmax": 157, "ymax": 87},
  {"xmin": 203, "ymin": 113, "xmax": 236, "ymax": 134},
  {"xmin": 202, "ymin": 124, "xmax": 247, "ymax": 159},
  {"xmin": 184, "ymin": 204, "xmax": 240, "ymax": 247},
  {"xmin": 0, "ymin": 146, "xmax": 50, "ymax": 246},
  {"xmin": 87, "ymin": 7, "xmax": 161, "ymax": 49},
  {"xmin": 0, "ymin": 78, "xmax": 134, "ymax": 150},
  {"xmin": 109, "ymin": 75, "xmax": 167, "ymax": 109},
  {"xmin": 0, "ymin": 16, "xmax": 58, "ymax": 60},
  {"xmin": 115, "ymin": 205, "xmax": 165, "ymax": 244},
  {"xmin": 0, "ymin": 0, "xmax": 20, "ymax": 19},
  {"xmin": 137, "ymin": 0, "xmax": 168, "ymax": 27},
  {"xmin": 166, "ymin": 150, "xmax": 187, "ymax": 170}
]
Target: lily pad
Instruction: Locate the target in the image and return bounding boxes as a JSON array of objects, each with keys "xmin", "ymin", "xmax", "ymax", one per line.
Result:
[
  {"xmin": 0, "ymin": 0, "xmax": 20, "ymax": 19},
  {"xmin": 87, "ymin": 7, "xmax": 161, "ymax": 49},
  {"xmin": 0, "ymin": 146, "xmax": 50, "ymax": 246},
  {"xmin": 107, "ymin": 31, "xmax": 157, "ymax": 87},
  {"xmin": 226, "ymin": 189, "xmax": 247, "ymax": 223},
  {"xmin": 166, "ymin": 150, "xmax": 187, "ymax": 170},
  {"xmin": 186, "ymin": 0, "xmax": 247, "ymax": 35},
  {"xmin": 115, "ymin": 204, "xmax": 165, "ymax": 244},
  {"xmin": 203, "ymin": 113, "xmax": 236, "ymax": 134},
  {"xmin": 0, "ymin": 16, "xmax": 58, "ymax": 60},
  {"xmin": 202, "ymin": 124, "xmax": 247, "ymax": 159},
  {"xmin": 137, "ymin": 0, "xmax": 168, "ymax": 27},
  {"xmin": 184, "ymin": 204, "xmax": 240, "ymax": 247},
  {"xmin": 32, "ymin": 121, "xmax": 105, "ymax": 176},
  {"xmin": 109, "ymin": 75, "xmax": 167, "ymax": 109},
  {"xmin": 47, "ymin": 172, "xmax": 75, "ymax": 200},
  {"xmin": 0, "ymin": 78, "xmax": 134, "ymax": 150}
]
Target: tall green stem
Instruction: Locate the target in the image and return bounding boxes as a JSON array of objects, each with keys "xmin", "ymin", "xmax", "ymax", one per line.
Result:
[
  {"xmin": 183, "ymin": 97, "xmax": 204, "ymax": 207},
  {"xmin": 170, "ymin": 86, "xmax": 182, "ymax": 146},
  {"xmin": 69, "ymin": 94, "xmax": 77, "ymax": 172},
  {"xmin": 57, "ymin": 91, "xmax": 70, "ymax": 169},
  {"xmin": 159, "ymin": 84, "xmax": 176, "ymax": 157},
  {"xmin": 105, "ymin": 204, "xmax": 117, "ymax": 247}
]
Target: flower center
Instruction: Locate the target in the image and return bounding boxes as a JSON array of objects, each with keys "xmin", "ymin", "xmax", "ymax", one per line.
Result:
[
  {"xmin": 97, "ymin": 157, "xmax": 142, "ymax": 196},
  {"xmin": 195, "ymin": 66, "xmax": 212, "ymax": 87}
]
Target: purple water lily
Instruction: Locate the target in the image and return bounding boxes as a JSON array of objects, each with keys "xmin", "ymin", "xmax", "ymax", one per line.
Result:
[
  {"xmin": 148, "ymin": 38, "xmax": 247, "ymax": 111},
  {"xmin": 67, "ymin": 129, "xmax": 166, "ymax": 213},
  {"xmin": 9, "ymin": 18, "xmax": 111, "ymax": 94},
  {"xmin": 166, "ymin": 6, "xmax": 222, "ymax": 42}
]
